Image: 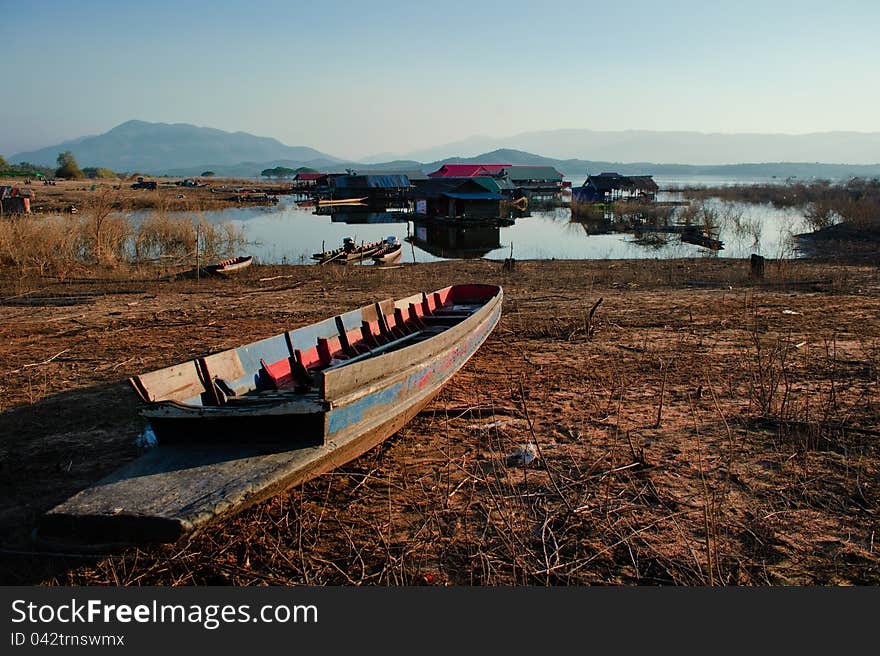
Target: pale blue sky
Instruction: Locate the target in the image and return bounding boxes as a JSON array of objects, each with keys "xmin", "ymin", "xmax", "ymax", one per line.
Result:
[{"xmin": 2, "ymin": 0, "xmax": 879, "ymax": 159}]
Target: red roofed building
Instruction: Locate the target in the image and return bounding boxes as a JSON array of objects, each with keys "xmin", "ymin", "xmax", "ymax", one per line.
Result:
[
  {"xmin": 427, "ymin": 163, "xmax": 511, "ymax": 178},
  {"xmin": 292, "ymin": 172, "xmax": 329, "ymax": 189}
]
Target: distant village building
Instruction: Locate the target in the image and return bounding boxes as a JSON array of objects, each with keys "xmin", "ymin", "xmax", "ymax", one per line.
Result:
[
  {"xmin": 410, "ymin": 178, "xmax": 504, "ymax": 219},
  {"xmin": 498, "ymin": 166, "xmax": 565, "ymax": 200},
  {"xmin": 292, "ymin": 172, "xmax": 327, "ymax": 189},
  {"xmin": 572, "ymin": 172, "xmax": 659, "ymax": 203},
  {"xmin": 427, "ymin": 163, "xmax": 511, "ymax": 178},
  {"xmin": 353, "ymin": 169, "xmax": 429, "ymax": 181},
  {"xmin": 499, "ymin": 166, "xmax": 563, "ymax": 187},
  {"xmin": 0, "ymin": 186, "xmax": 31, "ymax": 214},
  {"xmin": 327, "ymin": 173, "xmax": 411, "ymax": 204}
]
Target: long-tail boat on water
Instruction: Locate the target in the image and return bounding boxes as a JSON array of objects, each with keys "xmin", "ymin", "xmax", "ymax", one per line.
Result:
[
  {"xmin": 312, "ymin": 237, "xmax": 384, "ymax": 264},
  {"xmin": 371, "ymin": 236, "xmax": 403, "ymax": 264}
]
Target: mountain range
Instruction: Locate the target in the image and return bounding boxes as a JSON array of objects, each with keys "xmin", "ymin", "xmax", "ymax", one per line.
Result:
[
  {"xmin": 382, "ymin": 129, "xmax": 880, "ymax": 166},
  {"xmin": 11, "ymin": 120, "xmax": 342, "ymax": 173},
  {"xmin": 9, "ymin": 120, "xmax": 880, "ymax": 180}
]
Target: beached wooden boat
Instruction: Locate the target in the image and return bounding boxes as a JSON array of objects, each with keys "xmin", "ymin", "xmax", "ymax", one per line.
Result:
[
  {"xmin": 39, "ymin": 284, "xmax": 503, "ymax": 547},
  {"xmin": 371, "ymin": 237, "xmax": 402, "ymax": 264},
  {"xmin": 312, "ymin": 238, "xmax": 384, "ymax": 264},
  {"xmin": 205, "ymin": 255, "xmax": 254, "ymax": 275}
]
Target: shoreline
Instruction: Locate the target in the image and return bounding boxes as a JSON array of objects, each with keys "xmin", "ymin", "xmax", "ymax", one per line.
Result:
[
  {"xmin": 0, "ymin": 176, "xmax": 291, "ymax": 214},
  {"xmin": 0, "ymin": 258, "xmax": 878, "ymax": 585}
]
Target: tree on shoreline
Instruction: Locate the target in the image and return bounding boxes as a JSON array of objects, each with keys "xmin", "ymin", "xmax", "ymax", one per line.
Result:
[
  {"xmin": 260, "ymin": 166, "xmax": 296, "ymax": 179},
  {"xmin": 56, "ymin": 151, "xmax": 85, "ymax": 179}
]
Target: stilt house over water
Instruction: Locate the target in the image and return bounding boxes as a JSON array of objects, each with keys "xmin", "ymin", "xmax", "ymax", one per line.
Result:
[{"xmin": 573, "ymin": 172, "xmax": 659, "ymax": 203}]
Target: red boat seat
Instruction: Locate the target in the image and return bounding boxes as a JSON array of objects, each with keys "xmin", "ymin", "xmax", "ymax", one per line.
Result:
[
  {"xmin": 260, "ymin": 357, "xmax": 296, "ymax": 390},
  {"xmin": 317, "ymin": 336, "xmax": 347, "ymax": 366},
  {"xmin": 408, "ymin": 303, "xmax": 427, "ymax": 329}
]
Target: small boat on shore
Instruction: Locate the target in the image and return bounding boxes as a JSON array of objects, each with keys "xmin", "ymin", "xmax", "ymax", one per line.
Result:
[
  {"xmin": 40, "ymin": 284, "xmax": 502, "ymax": 547},
  {"xmin": 312, "ymin": 237, "xmax": 384, "ymax": 264},
  {"xmin": 205, "ymin": 255, "xmax": 254, "ymax": 275},
  {"xmin": 371, "ymin": 236, "xmax": 402, "ymax": 264}
]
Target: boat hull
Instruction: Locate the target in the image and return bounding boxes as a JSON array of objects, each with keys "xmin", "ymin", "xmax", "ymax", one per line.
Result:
[
  {"xmin": 206, "ymin": 255, "xmax": 253, "ymax": 275},
  {"xmin": 39, "ymin": 385, "xmax": 445, "ymax": 547},
  {"xmin": 39, "ymin": 286, "xmax": 503, "ymax": 547},
  {"xmin": 372, "ymin": 246, "xmax": 403, "ymax": 264}
]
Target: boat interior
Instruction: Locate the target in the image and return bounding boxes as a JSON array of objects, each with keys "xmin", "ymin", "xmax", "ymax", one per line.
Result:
[{"xmin": 130, "ymin": 284, "xmax": 500, "ymax": 409}]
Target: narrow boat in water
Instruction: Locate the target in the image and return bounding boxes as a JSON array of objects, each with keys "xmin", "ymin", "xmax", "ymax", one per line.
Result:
[
  {"xmin": 312, "ymin": 237, "xmax": 384, "ymax": 264},
  {"xmin": 371, "ymin": 236, "xmax": 402, "ymax": 264},
  {"xmin": 40, "ymin": 284, "xmax": 503, "ymax": 547}
]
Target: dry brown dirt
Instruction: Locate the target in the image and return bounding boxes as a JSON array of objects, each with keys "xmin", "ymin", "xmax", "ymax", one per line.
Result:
[{"xmin": 0, "ymin": 258, "xmax": 877, "ymax": 585}]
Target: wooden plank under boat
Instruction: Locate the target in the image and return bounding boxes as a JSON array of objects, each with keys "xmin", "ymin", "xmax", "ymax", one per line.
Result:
[
  {"xmin": 204, "ymin": 255, "xmax": 254, "ymax": 275},
  {"xmin": 39, "ymin": 284, "xmax": 503, "ymax": 547}
]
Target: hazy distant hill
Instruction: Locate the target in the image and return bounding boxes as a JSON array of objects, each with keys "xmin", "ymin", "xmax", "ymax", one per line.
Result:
[
  {"xmin": 12, "ymin": 121, "xmax": 880, "ymax": 180},
  {"xmin": 410, "ymin": 149, "xmax": 880, "ymax": 180},
  {"xmin": 11, "ymin": 120, "xmax": 342, "ymax": 173},
  {"xmin": 400, "ymin": 129, "xmax": 880, "ymax": 166},
  {"xmin": 165, "ymin": 147, "xmax": 880, "ymax": 180},
  {"xmin": 164, "ymin": 158, "xmax": 348, "ymax": 178}
]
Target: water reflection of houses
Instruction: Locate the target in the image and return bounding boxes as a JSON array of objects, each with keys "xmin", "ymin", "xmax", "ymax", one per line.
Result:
[
  {"xmin": 324, "ymin": 211, "xmax": 410, "ymax": 224},
  {"xmin": 571, "ymin": 216, "xmax": 614, "ymax": 235},
  {"xmin": 408, "ymin": 219, "xmax": 501, "ymax": 259}
]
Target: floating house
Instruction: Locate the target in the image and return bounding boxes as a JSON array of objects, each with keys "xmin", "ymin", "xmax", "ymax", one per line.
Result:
[
  {"xmin": 427, "ymin": 163, "xmax": 511, "ymax": 178},
  {"xmin": 500, "ymin": 166, "xmax": 563, "ymax": 188},
  {"xmin": 353, "ymin": 169, "xmax": 429, "ymax": 182},
  {"xmin": 326, "ymin": 173, "xmax": 411, "ymax": 205},
  {"xmin": 410, "ymin": 178, "xmax": 505, "ymax": 220},
  {"xmin": 572, "ymin": 173, "xmax": 659, "ymax": 203},
  {"xmin": 292, "ymin": 172, "xmax": 328, "ymax": 189},
  {"xmin": 498, "ymin": 165, "xmax": 566, "ymax": 201}
]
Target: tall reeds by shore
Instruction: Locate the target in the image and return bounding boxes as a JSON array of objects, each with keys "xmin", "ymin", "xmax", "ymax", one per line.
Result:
[
  {"xmin": 0, "ymin": 190, "xmax": 245, "ymax": 277},
  {"xmin": 681, "ymin": 178, "xmax": 880, "ymax": 233}
]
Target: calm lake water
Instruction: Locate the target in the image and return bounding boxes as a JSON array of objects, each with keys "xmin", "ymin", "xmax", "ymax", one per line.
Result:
[{"xmin": 172, "ymin": 189, "xmax": 809, "ymax": 264}]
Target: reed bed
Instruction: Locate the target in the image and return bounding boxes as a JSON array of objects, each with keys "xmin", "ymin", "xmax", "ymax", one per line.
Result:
[
  {"xmin": 682, "ymin": 178, "xmax": 880, "ymax": 233},
  {"xmin": 0, "ymin": 191, "xmax": 246, "ymax": 277}
]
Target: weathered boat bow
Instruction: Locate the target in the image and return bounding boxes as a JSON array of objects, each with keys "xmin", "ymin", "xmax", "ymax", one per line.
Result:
[{"xmin": 40, "ymin": 284, "xmax": 502, "ymax": 547}]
